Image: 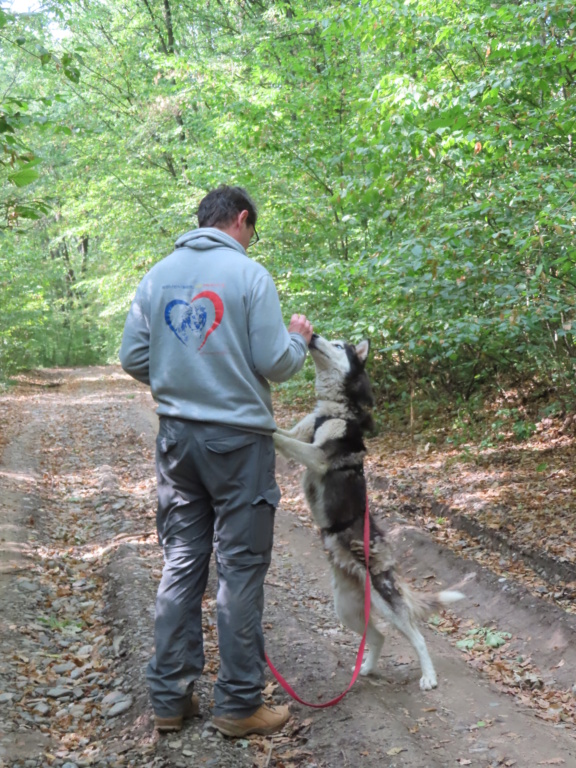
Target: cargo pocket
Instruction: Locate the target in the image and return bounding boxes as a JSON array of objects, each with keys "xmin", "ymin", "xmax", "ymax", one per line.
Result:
[
  {"xmin": 156, "ymin": 417, "xmax": 186, "ymax": 468},
  {"xmin": 249, "ymin": 440, "xmax": 280, "ymax": 555},
  {"xmin": 249, "ymin": 500, "xmax": 276, "ymax": 554},
  {"xmin": 205, "ymin": 433, "xmax": 258, "ymax": 499},
  {"xmin": 205, "ymin": 433, "xmax": 257, "ymax": 455},
  {"xmin": 156, "ymin": 435, "xmax": 179, "ymax": 472},
  {"xmin": 157, "ymin": 436, "xmax": 178, "ymax": 454},
  {"xmin": 206, "ymin": 432, "xmax": 276, "ymax": 561}
]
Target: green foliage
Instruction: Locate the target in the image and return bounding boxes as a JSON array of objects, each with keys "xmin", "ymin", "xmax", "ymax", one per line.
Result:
[
  {"xmin": 456, "ymin": 626, "xmax": 512, "ymax": 651},
  {"xmin": 0, "ymin": 0, "xmax": 575, "ymax": 416},
  {"xmin": 38, "ymin": 615, "xmax": 84, "ymax": 632}
]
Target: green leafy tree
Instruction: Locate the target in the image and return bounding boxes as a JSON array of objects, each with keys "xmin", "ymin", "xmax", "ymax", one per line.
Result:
[{"xmin": 1, "ymin": 0, "xmax": 575, "ymax": 416}]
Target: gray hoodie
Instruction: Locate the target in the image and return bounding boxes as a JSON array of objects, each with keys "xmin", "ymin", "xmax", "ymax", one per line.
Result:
[{"xmin": 119, "ymin": 228, "xmax": 308, "ymax": 433}]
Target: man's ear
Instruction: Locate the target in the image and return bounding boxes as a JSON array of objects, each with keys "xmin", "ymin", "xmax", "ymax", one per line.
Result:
[
  {"xmin": 237, "ymin": 209, "xmax": 250, "ymax": 227},
  {"xmin": 354, "ymin": 339, "xmax": 370, "ymax": 363}
]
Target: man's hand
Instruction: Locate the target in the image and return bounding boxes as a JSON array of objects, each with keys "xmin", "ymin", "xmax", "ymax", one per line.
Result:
[{"xmin": 288, "ymin": 314, "xmax": 313, "ymax": 345}]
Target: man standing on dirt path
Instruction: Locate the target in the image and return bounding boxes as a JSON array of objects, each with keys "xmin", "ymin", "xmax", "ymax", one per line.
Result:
[{"xmin": 119, "ymin": 185, "xmax": 313, "ymax": 738}]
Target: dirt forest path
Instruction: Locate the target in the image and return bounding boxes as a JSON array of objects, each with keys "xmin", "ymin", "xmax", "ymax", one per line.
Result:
[{"xmin": 0, "ymin": 367, "xmax": 575, "ymax": 768}]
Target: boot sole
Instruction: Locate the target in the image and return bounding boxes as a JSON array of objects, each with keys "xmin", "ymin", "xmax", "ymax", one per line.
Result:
[
  {"xmin": 155, "ymin": 696, "xmax": 201, "ymax": 732},
  {"xmin": 155, "ymin": 718, "xmax": 184, "ymax": 733}
]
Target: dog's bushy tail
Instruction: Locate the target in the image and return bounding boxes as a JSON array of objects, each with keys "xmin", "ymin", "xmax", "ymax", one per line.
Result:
[{"xmin": 400, "ymin": 582, "xmax": 466, "ymax": 621}]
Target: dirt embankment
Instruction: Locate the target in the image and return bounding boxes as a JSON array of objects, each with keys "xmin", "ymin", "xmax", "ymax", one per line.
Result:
[{"xmin": 0, "ymin": 367, "xmax": 574, "ymax": 768}]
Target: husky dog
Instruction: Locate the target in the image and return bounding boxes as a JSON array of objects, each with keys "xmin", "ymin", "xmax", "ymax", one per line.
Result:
[{"xmin": 273, "ymin": 334, "xmax": 464, "ymax": 690}]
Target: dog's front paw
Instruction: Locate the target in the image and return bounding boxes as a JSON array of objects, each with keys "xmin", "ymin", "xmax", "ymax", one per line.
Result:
[{"xmin": 419, "ymin": 673, "xmax": 438, "ymax": 690}]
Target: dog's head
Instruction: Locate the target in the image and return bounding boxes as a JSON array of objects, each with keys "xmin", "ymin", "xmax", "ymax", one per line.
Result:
[{"xmin": 308, "ymin": 334, "xmax": 374, "ymax": 411}]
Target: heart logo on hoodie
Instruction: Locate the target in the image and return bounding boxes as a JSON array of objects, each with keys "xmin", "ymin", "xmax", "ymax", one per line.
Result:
[{"xmin": 165, "ymin": 291, "xmax": 224, "ymax": 350}]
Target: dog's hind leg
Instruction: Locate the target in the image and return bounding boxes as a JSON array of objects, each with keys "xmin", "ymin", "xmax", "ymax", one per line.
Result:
[
  {"xmin": 332, "ymin": 567, "xmax": 385, "ymax": 676},
  {"xmin": 397, "ymin": 617, "xmax": 437, "ymax": 690},
  {"xmin": 373, "ymin": 596, "xmax": 437, "ymax": 690},
  {"xmin": 359, "ymin": 627, "xmax": 385, "ymax": 676}
]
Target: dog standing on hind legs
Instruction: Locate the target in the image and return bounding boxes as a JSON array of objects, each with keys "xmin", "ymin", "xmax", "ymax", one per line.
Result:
[{"xmin": 273, "ymin": 333, "xmax": 465, "ymax": 690}]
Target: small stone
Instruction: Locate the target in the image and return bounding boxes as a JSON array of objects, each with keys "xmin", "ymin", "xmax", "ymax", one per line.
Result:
[
  {"xmin": 101, "ymin": 691, "xmax": 127, "ymax": 706},
  {"xmin": 17, "ymin": 579, "xmax": 39, "ymax": 592},
  {"xmin": 54, "ymin": 662, "xmax": 75, "ymax": 674},
  {"xmin": 106, "ymin": 697, "xmax": 133, "ymax": 717},
  {"xmin": 47, "ymin": 687, "xmax": 71, "ymax": 699},
  {"xmin": 77, "ymin": 645, "xmax": 93, "ymax": 657},
  {"xmin": 167, "ymin": 740, "xmax": 182, "ymax": 749},
  {"xmin": 236, "ymin": 739, "xmax": 250, "ymax": 748},
  {"xmin": 70, "ymin": 667, "xmax": 85, "ymax": 680},
  {"xmin": 34, "ymin": 702, "xmax": 51, "ymax": 715},
  {"xmin": 0, "ymin": 692, "xmax": 14, "ymax": 703}
]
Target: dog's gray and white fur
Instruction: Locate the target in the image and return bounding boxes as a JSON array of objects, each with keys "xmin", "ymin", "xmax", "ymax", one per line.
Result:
[{"xmin": 273, "ymin": 333, "xmax": 464, "ymax": 690}]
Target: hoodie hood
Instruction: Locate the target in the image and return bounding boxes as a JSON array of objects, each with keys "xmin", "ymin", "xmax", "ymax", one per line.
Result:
[{"xmin": 175, "ymin": 227, "xmax": 247, "ymax": 255}]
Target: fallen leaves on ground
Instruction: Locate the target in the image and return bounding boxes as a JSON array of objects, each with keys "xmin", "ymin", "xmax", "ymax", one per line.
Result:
[
  {"xmin": 429, "ymin": 612, "xmax": 576, "ymax": 726},
  {"xmin": 275, "ymin": 397, "xmax": 576, "ymax": 728}
]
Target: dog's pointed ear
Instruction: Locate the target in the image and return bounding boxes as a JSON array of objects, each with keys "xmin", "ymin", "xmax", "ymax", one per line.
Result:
[{"xmin": 354, "ymin": 339, "xmax": 370, "ymax": 364}]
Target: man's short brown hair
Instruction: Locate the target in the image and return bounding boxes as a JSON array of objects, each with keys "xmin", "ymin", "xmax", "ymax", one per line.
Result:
[{"xmin": 197, "ymin": 185, "xmax": 258, "ymax": 228}]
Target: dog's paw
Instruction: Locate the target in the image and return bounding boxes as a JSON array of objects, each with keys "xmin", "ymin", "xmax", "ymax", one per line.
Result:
[
  {"xmin": 359, "ymin": 660, "xmax": 376, "ymax": 676},
  {"xmin": 419, "ymin": 673, "xmax": 438, "ymax": 690}
]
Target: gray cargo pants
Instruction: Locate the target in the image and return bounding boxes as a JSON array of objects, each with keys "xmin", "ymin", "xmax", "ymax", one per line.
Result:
[{"xmin": 146, "ymin": 416, "xmax": 281, "ymax": 718}]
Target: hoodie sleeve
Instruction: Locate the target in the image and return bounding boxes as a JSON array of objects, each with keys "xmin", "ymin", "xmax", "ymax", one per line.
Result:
[
  {"xmin": 248, "ymin": 273, "xmax": 308, "ymax": 382},
  {"xmin": 118, "ymin": 286, "xmax": 151, "ymax": 385}
]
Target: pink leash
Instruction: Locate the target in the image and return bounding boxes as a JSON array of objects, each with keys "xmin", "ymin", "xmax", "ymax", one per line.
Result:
[{"xmin": 265, "ymin": 495, "xmax": 371, "ymax": 708}]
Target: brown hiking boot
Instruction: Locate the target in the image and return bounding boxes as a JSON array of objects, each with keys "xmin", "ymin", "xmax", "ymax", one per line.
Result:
[
  {"xmin": 212, "ymin": 704, "xmax": 290, "ymax": 737},
  {"xmin": 154, "ymin": 694, "xmax": 201, "ymax": 733}
]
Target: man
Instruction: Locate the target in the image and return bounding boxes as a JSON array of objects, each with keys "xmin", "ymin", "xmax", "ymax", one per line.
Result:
[{"xmin": 119, "ymin": 185, "xmax": 313, "ymax": 738}]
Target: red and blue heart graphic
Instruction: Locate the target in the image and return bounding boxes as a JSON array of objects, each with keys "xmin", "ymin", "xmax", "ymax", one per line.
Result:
[{"xmin": 164, "ymin": 291, "xmax": 224, "ymax": 350}]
